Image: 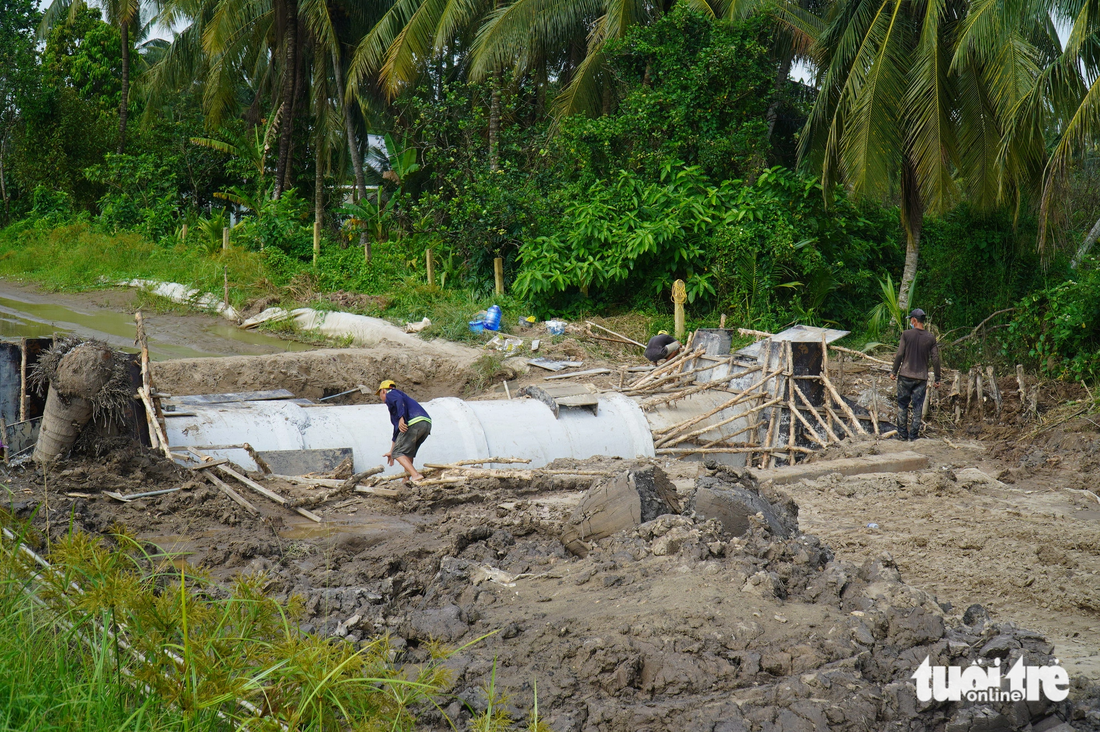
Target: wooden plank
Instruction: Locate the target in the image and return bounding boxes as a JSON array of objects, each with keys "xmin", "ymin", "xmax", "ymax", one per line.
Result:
[
  {"xmin": 544, "ymin": 368, "xmax": 612, "ymax": 381},
  {"xmin": 189, "ymin": 448, "xmax": 322, "ymax": 523},
  {"xmin": 173, "ymin": 389, "xmax": 297, "ymax": 405},
  {"xmin": 200, "ymin": 469, "xmax": 260, "ymax": 514}
]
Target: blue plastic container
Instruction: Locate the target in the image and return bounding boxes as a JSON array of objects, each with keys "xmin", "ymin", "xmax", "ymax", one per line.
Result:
[
  {"xmin": 484, "ymin": 304, "xmax": 503, "ymax": 331},
  {"xmin": 468, "ymin": 320, "xmax": 485, "ymax": 333}
]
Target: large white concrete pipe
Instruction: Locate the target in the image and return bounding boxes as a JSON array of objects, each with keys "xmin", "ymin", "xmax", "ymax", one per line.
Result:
[{"xmin": 164, "ymin": 393, "xmax": 654, "ymax": 474}]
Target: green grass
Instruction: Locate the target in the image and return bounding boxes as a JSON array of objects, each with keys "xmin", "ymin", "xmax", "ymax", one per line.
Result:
[{"xmin": 0, "ymin": 525, "xmax": 454, "ymax": 731}]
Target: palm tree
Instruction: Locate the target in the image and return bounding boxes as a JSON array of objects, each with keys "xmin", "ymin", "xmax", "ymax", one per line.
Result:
[
  {"xmin": 468, "ymin": 0, "xmax": 724, "ymax": 120},
  {"xmin": 40, "ymin": 0, "xmax": 143, "ymax": 153},
  {"xmin": 955, "ymin": 0, "xmax": 1095, "ymax": 258},
  {"xmin": 778, "ymin": 0, "xmax": 1059, "ymax": 314}
]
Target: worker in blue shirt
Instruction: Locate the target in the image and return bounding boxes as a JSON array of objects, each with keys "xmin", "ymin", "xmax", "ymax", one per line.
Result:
[{"xmin": 377, "ymin": 380, "xmax": 432, "ymax": 482}]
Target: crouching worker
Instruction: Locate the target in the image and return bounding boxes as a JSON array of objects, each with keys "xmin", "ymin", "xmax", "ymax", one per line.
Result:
[
  {"xmin": 644, "ymin": 330, "xmax": 681, "ymax": 365},
  {"xmin": 377, "ymin": 380, "xmax": 432, "ymax": 483}
]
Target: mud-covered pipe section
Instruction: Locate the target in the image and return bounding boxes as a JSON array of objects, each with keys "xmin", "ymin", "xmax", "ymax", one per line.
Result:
[{"xmin": 163, "ymin": 393, "xmax": 656, "ymax": 473}]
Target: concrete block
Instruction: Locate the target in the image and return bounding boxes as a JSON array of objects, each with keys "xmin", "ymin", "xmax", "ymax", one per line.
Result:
[{"xmin": 752, "ymin": 450, "xmax": 931, "ymax": 485}]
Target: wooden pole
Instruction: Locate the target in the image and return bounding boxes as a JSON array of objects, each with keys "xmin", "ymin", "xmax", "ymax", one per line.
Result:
[
  {"xmin": 586, "ymin": 321, "xmax": 646, "ymax": 348},
  {"xmin": 426, "ymin": 248, "xmax": 435, "ymax": 286},
  {"xmin": 785, "ymin": 342, "xmax": 795, "ymax": 464},
  {"xmin": 986, "ymin": 365, "xmax": 1002, "ymax": 417},
  {"xmin": 672, "ymin": 279, "xmax": 686, "ymax": 341},
  {"xmin": 719, "ymin": 313, "xmax": 726, "ymax": 329},
  {"xmin": 181, "ymin": 223, "xmax": 188, "ymax": 241},
  {"xmin": 494, "ymin": 257, "xmax": 504, "ymax": 295},
  {"xmin": 223, "ymin": 266, "xmax": 229, "ymax": 310},
  {"xmin": 313, "ymin": 221, "xmax": 320, "ymax": 266},
  {"xmin": 18, "ymin": 338, "xmax": 27, "ymax": 422},
  {"xmin": 871, "ymin": 376, "xmax": 881, "ymax": 435},
  {"xmin": 133, "ymin": 312, "xmax": 172, "ymax": 459},
  {"xmin": 222, "ymin": 226, "xmax": 229, "ymax": 252},
  {"xmin": 819, "ymin": 371, "xmax": 868, "ymax": 434}
]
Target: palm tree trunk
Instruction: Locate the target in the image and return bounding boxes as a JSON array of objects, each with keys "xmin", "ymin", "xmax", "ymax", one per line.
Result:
[
  {"xmin": 331, "ymin": 49, "xmax": 369, "ymax": 256},
  {"xmin": 118, "ymin": 19, "xmax": 130, "ymax": 154},
  {"xmin": 765, "ymin": 54, "xmax": 792, "ymax": 141},
  {"xmin": 1070, "ymin": 214, "xmax": 1100, "ymax": 269},
  {"xmin": 0, "ymin": 136, "xmax": 9, "ymax": 222},
  {"xmin": 898, "ymin": 157, "xmax": 923, "ymax": 316},
  {"xmin": 275, "ymin": 0, "xmax": 298, "ymax": 198},
  {"xmin": 489, "ymin": 68, "xmax": 501, "ymax": 172}
]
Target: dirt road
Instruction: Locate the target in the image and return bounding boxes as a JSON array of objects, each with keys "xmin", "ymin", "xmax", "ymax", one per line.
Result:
[{"xmin": 0, "ymin": 279, "xmax": 314, "ymax": 359}]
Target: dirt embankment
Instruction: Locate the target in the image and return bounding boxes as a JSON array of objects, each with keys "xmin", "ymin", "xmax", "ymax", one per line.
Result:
[
  {"xmin": 151, "ymin": 346, "xmax": 479, "ymax": 400},
  {"xmin": 6, "ymin": 448, "xmax": 1100, "ymax": 732}
]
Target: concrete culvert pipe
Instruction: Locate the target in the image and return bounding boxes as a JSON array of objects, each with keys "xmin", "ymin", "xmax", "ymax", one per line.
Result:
[
  {"xmin": 33, "ymin": 342, "xmax": 116, "ymax": 464},
  {"xmin": 164, "ymin": 393, "xmax": 656, "ymax": 473}
]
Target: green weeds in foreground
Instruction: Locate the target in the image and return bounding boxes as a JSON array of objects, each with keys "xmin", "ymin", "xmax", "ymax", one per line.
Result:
[{"xmin": 0, "ymin": 525, "xmax": 451, "ymax": 731}]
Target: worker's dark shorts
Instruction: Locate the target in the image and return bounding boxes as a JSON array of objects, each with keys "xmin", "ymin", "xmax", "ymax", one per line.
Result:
[{"xmin": 392, "ymin": 420, "xmax": 431, "ymax": 459}]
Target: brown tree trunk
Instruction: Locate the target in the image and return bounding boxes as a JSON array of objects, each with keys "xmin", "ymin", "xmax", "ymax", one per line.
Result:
[
  {"xmin": 898, "ymin": 156, "xmax": 923, "ymax": 317},
  {"xmin": 332, "ymin": 48, "xmax": 369, "ymax": 253},
  {"xmin": 275, "ymin": 0, "xmax": 298, "ymax": 198},
  {"xmin": 489, "ymin": 69, "xmax": 501, "ymax": 172},
  {"xmin": 118, "ymin": 19, "xmax": 130, "ymax": 154},
  {"xmin": 765, "ymin": 54, "xmax": 792, "ymax": 141},
  {"xmin": 0, "ymin": 136, "xmax": 9, "ymax": 222},
  {"xmin": 283, "ymin": 18, "xmax": 306, "ymax": 194}
]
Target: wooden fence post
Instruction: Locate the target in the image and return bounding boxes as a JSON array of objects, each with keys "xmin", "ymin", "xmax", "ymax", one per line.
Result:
[
  {"xmin": 494, "ymin": 257, "xmax": 504, "ymax": 295},
  {"xmin": 222, "ymin": 226, "xmax": 229, "ymax": 252},
  {"xmin": 427, "ymin": 248, "xmax": 435, "ymax": 286}
]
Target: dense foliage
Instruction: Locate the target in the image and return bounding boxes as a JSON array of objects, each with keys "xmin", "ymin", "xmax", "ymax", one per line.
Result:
[{"xmin": 0, "ymin": 0, "xmax": 1096, "ymax": 376}]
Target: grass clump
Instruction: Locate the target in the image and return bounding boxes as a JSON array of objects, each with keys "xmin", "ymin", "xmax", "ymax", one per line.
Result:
[{"xmin": 0, "ymin": 524, "xmax": 453, "ymax": 731}]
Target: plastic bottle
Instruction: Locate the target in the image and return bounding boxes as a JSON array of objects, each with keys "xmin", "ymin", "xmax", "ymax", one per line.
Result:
[{"xmin": 484, "ymin": 304, "xmax": 502, "ymax": 331}]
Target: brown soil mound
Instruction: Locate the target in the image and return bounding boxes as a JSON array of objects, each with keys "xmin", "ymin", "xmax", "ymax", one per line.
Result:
[{"xmin": 8, "ymin": 454, "xmax": 1099, "ymax": 732}]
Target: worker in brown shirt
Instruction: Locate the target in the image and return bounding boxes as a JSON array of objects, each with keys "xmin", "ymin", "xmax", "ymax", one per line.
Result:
[{"xmin": 890, "ymin": 308, "xmax": 942, "ymax": 440}]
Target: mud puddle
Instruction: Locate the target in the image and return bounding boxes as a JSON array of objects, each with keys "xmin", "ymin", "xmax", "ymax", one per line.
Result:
[{"xmin": 0, "ymin": 282, "xmax": 314, "ymax": 358}]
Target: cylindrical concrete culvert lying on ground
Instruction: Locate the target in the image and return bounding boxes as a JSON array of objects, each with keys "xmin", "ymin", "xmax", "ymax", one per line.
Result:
[{"xmin": 163, "ymin": 393, "xmax": 656, "ymax": 474}]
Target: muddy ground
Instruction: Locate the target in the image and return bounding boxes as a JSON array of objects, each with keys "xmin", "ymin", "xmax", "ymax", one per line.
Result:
[
  {"xmin": 3, "ymin": 304, "xmax": 1100, "ymax": 729},
  {"xmin": 4, "ymin": 427, "xmax": 1100, "ymax": 730}
]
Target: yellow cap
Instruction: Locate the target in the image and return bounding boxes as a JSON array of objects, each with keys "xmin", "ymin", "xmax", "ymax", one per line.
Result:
[
  {"xmin": 377, "ymin": 379, "xmax": 397, "ymax": 394},
  {"xmin": 658, "ymin": 330, "xmax": 668, "ymax": 336}
]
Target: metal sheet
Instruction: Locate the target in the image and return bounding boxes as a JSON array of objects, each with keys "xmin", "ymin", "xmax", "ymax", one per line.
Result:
[
  {"xmin": 0, "ymin": 342, "xmax": 20, "ymax": 424},
  {"xmin": 174, "ymin": 389, "xmax": 297, "ymax": 405},
  {"xmin": 2, "ymin": 417, "xmax": 41, "ymax": 463},
  {"xmin": 256, "ymin": 447, "xmax": 354, "ymax": 476}
]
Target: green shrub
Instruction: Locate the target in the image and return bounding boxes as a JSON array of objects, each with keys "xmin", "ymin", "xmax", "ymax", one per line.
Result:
[{"xmin": 1006, "ymin": 264, "xmax": 1100, "ymax": 380}]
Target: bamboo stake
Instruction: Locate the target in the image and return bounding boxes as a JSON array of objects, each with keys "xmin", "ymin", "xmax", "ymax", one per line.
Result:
[
  {"xmin": 785, "ymin": 342, "xmax": 795, "ymax": 464},
  {"xmin": 738, "ymin": 328, "xmax": 775, "ymax": 339},
  {"xmin": 679, "ymin": 420, "xmax": 763, "ymax": 455},
  {"xmin": 585, "ymin": 321, "xmax": 645, "ymax": 348},
  {"xmin": 658, "ymin": 397, "xmax": 783, "ymax": 448},
  {"xmin": 656, "ymin": 445, "xmax": 814, "ymax": 455},
  {"xmin": 190, "ymin": 449, "xmax": 322, "ymax": 522},
  {"xmin": 794, "ymin": 384, "xmax": 839, "ymax": 443},
  {"xmin": 652, "ymin": 366, "xmax": 779, "ymax": 438},
  {"xmin": 787, "ymin": 399, "xmax": 828, "ymax": 447},
  {"xmin": 824, "ymin": 402, "xmax": 855, "ymax": 439},
  {"xmin": 986, "ymin": 365, "xmax": 1003, "ymax": 417},
  {"xmin": 629, "ymin": 347, "xmax": 702, "ymax": 389},
  {"xmin": 19, "ymin": 339, "xmax": 28, "ymax": 422},
  {"xmin": 641, "ymin": 363, "xmax": 764, "ymax": 410},
  {"xmin": 133, "ymin": 312, "xmax": 165, "ymax": 453},
  {"xmin": 827, "ymin": 344, "xmax": 893, "ymax": 367},
  {"xmin": 624, "ymin": 364, "xmax": 710, "ymax": 393},
  {"xmin": 871, "ymin": 377, "xmax": 881, "ymax": 435},
  {"xmin": 820, "ymin": 371, "xmax": 868, "ymax": 434},
  {"xmin": 201, "ymin": 468, "xmax": 260, "ymax": 514}
]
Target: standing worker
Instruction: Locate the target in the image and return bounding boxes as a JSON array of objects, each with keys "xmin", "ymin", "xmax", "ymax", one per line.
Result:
[
  {"xmin": 377, "ymin": 380, "xmax": 432, "ymax": 483},
  {"xmin": 890, "ymin": 309, "xmax": 942, "ymax": 441},
  {"xmin": 644, "ymin": 330, "xmax": 681, "ymax": 365}
]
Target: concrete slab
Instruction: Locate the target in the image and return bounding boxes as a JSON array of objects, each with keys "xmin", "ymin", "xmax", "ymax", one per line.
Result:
[{"xmin": 752, "ymin": 450, "xmax": 931, "ymax": 485}]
